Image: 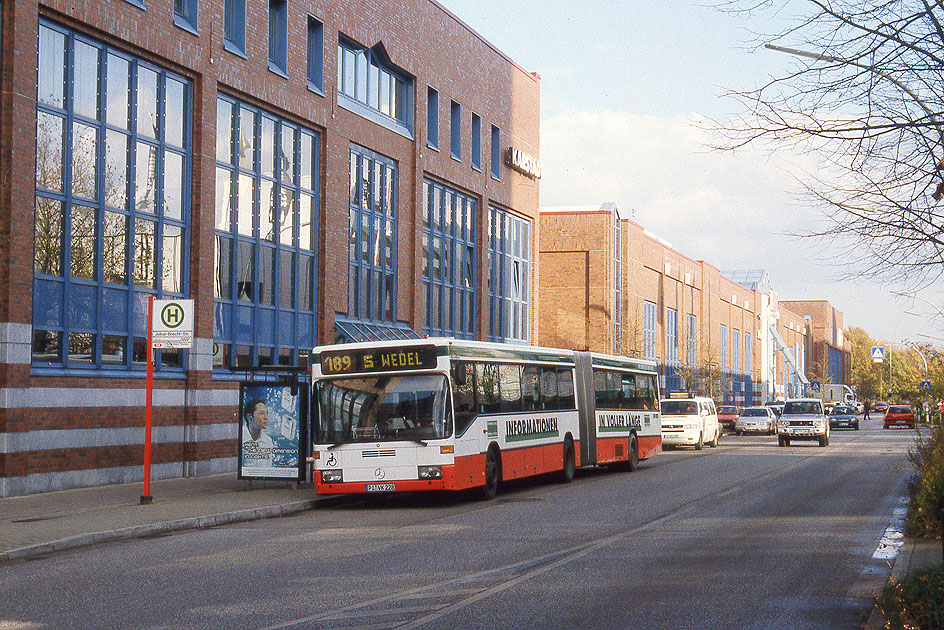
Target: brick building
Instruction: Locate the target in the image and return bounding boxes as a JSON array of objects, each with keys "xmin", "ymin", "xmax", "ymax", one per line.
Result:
[
  {"xmin": 538, "ymin": 204, "xmax": 819, "ymax": 405},
  {"xmin": 779, "ymin": 300, "xmax": 853, "ymax": 386},
  {"xmin": 0, "ymin": 0, "xmax": 541, "ymax": 496}
]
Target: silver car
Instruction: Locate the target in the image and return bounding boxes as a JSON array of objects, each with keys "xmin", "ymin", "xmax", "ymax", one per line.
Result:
[{"xmin": 735, "ymin": 406, "xmax": 777, "ymax": 435}]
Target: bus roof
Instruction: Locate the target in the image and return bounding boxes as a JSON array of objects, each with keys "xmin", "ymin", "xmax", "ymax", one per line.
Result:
[{"xmin": 311, "ymin": 337, "xmax": 656, "ymax": 373}]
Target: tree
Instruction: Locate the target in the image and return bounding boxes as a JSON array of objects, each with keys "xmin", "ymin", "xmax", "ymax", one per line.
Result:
[{"xmin": 720, "ymin": 1, "xmax": 944, "ymax": 287}]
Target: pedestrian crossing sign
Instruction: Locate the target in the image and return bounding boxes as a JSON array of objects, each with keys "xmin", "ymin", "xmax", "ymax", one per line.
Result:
[{"xmin": 871, "ymin": 346, "xmax": 885, "ymax": 363}]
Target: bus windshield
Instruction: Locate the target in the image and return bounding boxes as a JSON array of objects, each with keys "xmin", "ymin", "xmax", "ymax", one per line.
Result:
[{"xmin": 315, "ymin": 374, "xmax": 452, "ymax": 444}]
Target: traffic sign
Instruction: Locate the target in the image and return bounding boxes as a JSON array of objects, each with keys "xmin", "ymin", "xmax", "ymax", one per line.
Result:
[
  {"xmin": 810, "ymin": 381, "xmax": 821, "ymax": 392},
  {"xmin": 921, "ymin": 380, "xmax": 932, "ymax": 391},
  {"xmin": 152, "ymin": 299, "xmax": 194, "ymax": 349},
  {"xmin": 871, "ymin": 346, "xmax": 885, "ymax": 363}
]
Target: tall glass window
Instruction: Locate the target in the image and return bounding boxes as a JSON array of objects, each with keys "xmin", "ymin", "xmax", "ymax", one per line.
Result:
[
  {"xmin": 348, "ymin": 145, "xmax": 397, "ymax": 323},
  {"xmin": 450, "ymin": 100, "xmax": 461, "ymax": 160},
  {"xmin": 33, "ymin": 22, "xmax": 191, "ymax": 371},
  {"xmin": 666, "ymin": 307, "xmax": 679, "ymax": 392},
  {"xmin": 173, "ymin": 0, "xmax": 198, "ymax": 32},
  {"xmin": 471, "ymin": 112, "xmax": 482, "ymax": 170},
  {"xmin": 337, "ymin": 37, "xmax": 412, "ymax": 133},
  {"xmin": 488, "ymin": 207, "xmax": 530, "ymax": 344},
  {"xmin": 720, "ymin": 324, "xmax": 728, "ymax": 372},
  {"xmin": 732, "ymin": 328, "xmax": 741, "ymax": 395},
  {"xmin": 223, "ymin": 0, "xmax": 246, "ymax": 54},
  {"xmin": 744, "ymin": 332, "xmax": 753, "ymax": 404},
  {"xmin": 490, "ymin": 125, "xmax": 501, "ymax": 179},
  {"xmin": 214, "ymin": 95, "xmax": 319, "ymax": 369},
  {"xmin": 426, "ymin": 87, "xmax": 439, "ymax": 149},
  {"xmin": 268, "ymin": 0, "xmax": 288, "ymax": 74},
  {"xmin": 687, "ymin": 313, "xmax": 697, "ymax": 367},
  {"xmin": 614, "ymin": 218, "xmax": 622, "ymax": 354},
  {"xmin": 643, "ymin": 301, "xmax": 657, "ymax": 361},
  {"xmin": 306, "ymin": 15, "xmax": 324, "ymax": 91},
  {"xmin": 422, "ymin": 180, "xmax": 476, "ymax": 339}
]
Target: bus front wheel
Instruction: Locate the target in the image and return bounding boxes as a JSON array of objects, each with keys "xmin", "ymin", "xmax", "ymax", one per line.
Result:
[
  {"xmin": 627, "ymin": 435, "xmax": 639, "ymax": 472},
  {"xmin": 560, "ymin": 438, "xmax": 576, "ymax": 483}
]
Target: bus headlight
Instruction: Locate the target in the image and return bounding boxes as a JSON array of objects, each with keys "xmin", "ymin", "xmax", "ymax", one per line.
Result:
[
  {"xmin": 418, "ymin": 465, "xmax": 442, "ymax": 480},
  {"xmin": 321, "ymin": 469, "xmax": 343, "ymax": 483}
]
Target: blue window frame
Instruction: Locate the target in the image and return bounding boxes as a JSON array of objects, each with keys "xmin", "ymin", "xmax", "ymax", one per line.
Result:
[
  {"xmin": 348, "ymin": 145, "xmax": 397, "ymax": 323},
  {"xmin": 422, "ymin": 179, "xmax": 477, "ymax": 339},
  {"xmin": 490, "ymin": 125, "xmax": 501, "ymax": 179},
  {"xmin": 488, "ymin": 207, "xmax": 530, "ymax": 344},
  {"xmin": 173, "ymin": 0, "xmax": 198, "ymax": 33},
  {"xmin": 666, "ymin": 307, "xmax": 679, "ymax": 392},
  {"xmin": 427, "ymin": 86, "xmax": 439, "ymax": 150},
  {"xmin": 268, "ymin": 0, "xmax": 288, "ymax": 75},
  {"xmin": 32, "ymin": 22, "xmax": 192, "ymax": 372},
  {"xmin": 306, "ymin": 15, "xmax": 324, "ymax": 92},
  {"xmin": 223, "ymin": 0, "xmax": 246, "ymax": 55},
  {"xmin": 471, "ymin": 112, "xmax": 481, "ymax": 170},
  {"xmin": 214, "ymin": 95, "xmax": 320, "ymax": 370},
  {"xmin": 337, "ymin": 36, "xmax": 413, "ymax": 136},
  {"xmin": 643, "ymin": 301, "xmax": 657, "ymax": 361},
  {"xmin": 450, "ymin": 100, "xmax": 461, "ymax": 160}
]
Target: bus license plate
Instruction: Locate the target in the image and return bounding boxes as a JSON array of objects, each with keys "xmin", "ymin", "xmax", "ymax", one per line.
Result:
[{"xmin": 366, "ymin": 483, "xmax": 395, "ymax": 492}]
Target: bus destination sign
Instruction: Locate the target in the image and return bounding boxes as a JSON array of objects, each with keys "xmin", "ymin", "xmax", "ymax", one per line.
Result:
[{"xmin": 320, "ymin": 345, "xmax": 438, "ymax": 375}]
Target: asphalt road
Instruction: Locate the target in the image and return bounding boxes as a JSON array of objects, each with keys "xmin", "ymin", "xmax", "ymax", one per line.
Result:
[{"xmin": 0, "ymin": 419, "xmax": 916, "ymax": 630}]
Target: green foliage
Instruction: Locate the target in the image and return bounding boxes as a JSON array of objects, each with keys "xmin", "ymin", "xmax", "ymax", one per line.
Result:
[
  {"xmin": 879, "ymin": 566, "xmax": 944, "ymax": 630},
  {"xmin": 905, "ymin": 424, "xmax": 944, "ymax": 539}
]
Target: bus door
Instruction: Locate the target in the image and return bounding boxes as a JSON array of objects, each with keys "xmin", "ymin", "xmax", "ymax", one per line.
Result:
[{"xmin": 573, "ymin": 351, "xmax": 597, "ymax": 466}]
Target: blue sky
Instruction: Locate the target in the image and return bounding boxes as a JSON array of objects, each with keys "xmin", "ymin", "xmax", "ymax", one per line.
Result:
[{"xmin": 436, "ymin": 0, "xmax": 944, "ymax": 346}]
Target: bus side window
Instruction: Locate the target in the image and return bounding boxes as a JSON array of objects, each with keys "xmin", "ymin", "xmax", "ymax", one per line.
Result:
[
  {"xmin": 477, "ymin": 363, "xmax": 501, "ymax": 414},
  {"xmin": 521, "ymin": 365, "xmax": 540, "ymax": 412},
  {"xmin": 499, "ymin": 363, "xmax": 522, "ymax": 413},
  {"xmin": 557, "ymin": 368, "xmax": 576, "ymax": 409},
  {"xmin": 540, "ymin": 367, "xmax": 559, "ymax": 410},
  {"xmin": 593, "ymin": 369, "xmax": 609, "ymax": 409},
  {"xmin": 621, "ymin": 373, "xmax": 636, "ymax": 410},
  {"xmin": 452, "ymin": 360, "xmax": 477, "ymax": 434}
]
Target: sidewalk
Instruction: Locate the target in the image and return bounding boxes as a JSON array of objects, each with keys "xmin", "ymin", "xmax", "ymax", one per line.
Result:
[
  {"xmin": 867, "ymin": 536, "xmax": 943, "ymax": 629},
  {"xmin": 0, "ymin": 473, "xmax": 323, "ymax": 562}
]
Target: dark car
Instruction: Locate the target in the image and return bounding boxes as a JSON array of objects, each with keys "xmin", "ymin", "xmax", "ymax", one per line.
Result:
[
  {"xmin": 873, "ymin": 401, "xmax": 889, "ymax": 413},
  {"xmin": 884, "ymin": 405, "xmax": 915, "ymax": 429},
  {"xmin": 717, "ymin": 405, "xmax": 740, "ymax": 433},
  {"xmin": 829, "ymin": 405, "xmax": 859, "ymax": 430}
]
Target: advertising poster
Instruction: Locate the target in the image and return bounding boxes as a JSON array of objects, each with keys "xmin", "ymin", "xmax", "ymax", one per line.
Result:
[{"xmin": 238, "ymin": 383, "xmax": 307, "ymax": 480}]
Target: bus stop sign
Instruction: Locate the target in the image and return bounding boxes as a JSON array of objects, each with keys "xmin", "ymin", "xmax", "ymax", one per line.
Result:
[
  {"xmin": 152, "ymin": 299, "xmax": 194, "ymax": 349},
  {"xmin": 871, "ymin": 346, "xmax": 885, "ymax": 363}
]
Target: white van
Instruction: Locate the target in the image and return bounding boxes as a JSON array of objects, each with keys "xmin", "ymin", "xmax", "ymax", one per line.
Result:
[{"xmin": 660, "ymin": 396, "xmax": 720, "ymax": 450}]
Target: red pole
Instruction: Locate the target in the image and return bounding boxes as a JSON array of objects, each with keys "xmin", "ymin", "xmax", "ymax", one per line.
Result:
[{"xmin": 141, "ymin": 296, "xmax": 154, "ymax": 504}]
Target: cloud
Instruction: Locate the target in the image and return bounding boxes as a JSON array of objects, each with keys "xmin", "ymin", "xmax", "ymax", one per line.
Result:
[{"xmin": 538, "ymin": 108, "xmax": 944, "ymax": 343}]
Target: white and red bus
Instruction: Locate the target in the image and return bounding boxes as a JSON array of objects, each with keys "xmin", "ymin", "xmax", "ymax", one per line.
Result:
[{"xmin": 310, "ymin": 338, "xmax": 661, "ymax": 499}]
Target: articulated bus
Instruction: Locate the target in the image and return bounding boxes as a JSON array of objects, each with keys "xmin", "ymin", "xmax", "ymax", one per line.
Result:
[{"xmin": 310, "ymin": 338, "xmax": 661, "ymax": 499}]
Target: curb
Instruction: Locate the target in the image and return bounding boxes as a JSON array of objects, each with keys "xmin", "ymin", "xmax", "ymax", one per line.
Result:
[{"xmin": 0, "ymin": 499, "xmax": 320, "ymax": 563}]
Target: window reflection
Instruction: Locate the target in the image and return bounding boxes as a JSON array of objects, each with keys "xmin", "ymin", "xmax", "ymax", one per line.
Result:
[
  {"xmin": 135, "ymin": 142, "xmax": 158, "ymax": 213},
  {"xmin": 34, "ymin": 197, "xmax": 62, "ymax": 275},
  {"xmin": 162, "ymin": 224, "xmax": 182, "ymax": 293},
  {"xmin": 38, "ymin": 26, "xmax": 65, "ymax": 107},
  {"xmin": 163, "ymin": 150, "xmax": 183, "ymax": 221},
  {"xmin": 136, "ymin": 67, "xmax": 159, "ymax": 139},
  {"xmin": 105, "ymin": 130, "xmax": 129, "ymax": 210},
  {"xmin": 70, "ymin": 205, "xmax": 96, "ymax": 279},
  {"xmin": 103, "ymin": 210, "xmax": 127, "ymax": 283},
  {"xmin": 36, "ymin": 112, "xmax": 64, "ymax": 192},
  {"xmin": 134, "ymin": 218, "xmax": 155, "ymax": 287},
  {"xmin": 106, "ymin": 53, "xmax": 130, "ymax": 130},
  {"xmin": 71, "ymin": 123, "xmax": 98, "ymax": 199}
]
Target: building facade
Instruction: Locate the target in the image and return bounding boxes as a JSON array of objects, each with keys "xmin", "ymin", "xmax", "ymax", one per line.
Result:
[
  {"xmin": 779, "ymin": 300, "xmax": 853, "ymax": 386},
  {"xmin": 538, "ymin": 204, "xmax": 820, "ymax": 405},
  {"xmin": 0, "ymin": 0, "xmax": 541, "ymax": 496}
]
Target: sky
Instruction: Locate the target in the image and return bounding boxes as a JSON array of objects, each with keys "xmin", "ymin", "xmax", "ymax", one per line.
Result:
[{"xmin": 435, "ymin": 0, "xmax": 944, "ymax": 347}]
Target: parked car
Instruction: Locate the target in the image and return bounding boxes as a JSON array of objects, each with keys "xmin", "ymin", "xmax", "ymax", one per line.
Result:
[
  {"xmin": 883, "ymin": 405, "xmax": 915, "ymax": 429},
  {"xmin": 764, "ymin": 400, "xmax": 785, "ymax": 418},
  {"xmin": 828, "ymin": 404, "xmax": 859, "ymax": 430},
  {"xmin": 717, "ymin": 405, "xmax": 740, "ymax": 433},
  {"xmin": 873, "ymin": 401, "xmax": 889, "ymax": 413},
  {"xmin": 735, "ymin": 406, "xmax": 777, "ymax": 435}
]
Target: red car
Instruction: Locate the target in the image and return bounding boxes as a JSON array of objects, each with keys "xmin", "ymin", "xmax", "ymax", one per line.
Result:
[
  {"xmin": 883, "ymin": 405, "xmax": 915, "ymax": 429},
  {"xmin": 717, "ymin": 405, "xmax": 740, "ymax": 433}
]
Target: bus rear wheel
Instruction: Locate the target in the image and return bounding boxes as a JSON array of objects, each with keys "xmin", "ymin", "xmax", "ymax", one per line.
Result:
[
  {"xmin": 560, "ymin": 438, "xmax": 575, "ymax": 483},
  {"xmin": 481, "ymin": 448, "xmax": 501, "ymax": 500}
]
